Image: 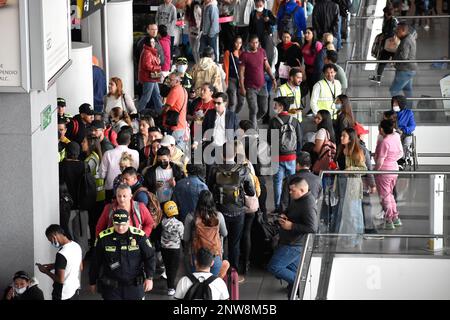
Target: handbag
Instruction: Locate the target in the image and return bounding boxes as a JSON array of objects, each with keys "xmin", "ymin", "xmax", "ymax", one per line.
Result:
[
  {"xmin": 165, "ymin": 88, "xmax": 187, "ymax": 127},
  {"xmin": 245, "ymin": 195, "xmax": 259, "ymax": 213},
  {"xmin": 384, "ymin": 35, "xmax": 400, "ymax": 53},
  {"xmin": 371, "ymin": 33, "xmax": 384, "ymax": 58},
  {"xmin": 150, "ymin": 71, "xmax": 161, "ymax": 80},
  {"xmin": 278, "ymin": 62, "xmax": 291, "ymax": 79}
]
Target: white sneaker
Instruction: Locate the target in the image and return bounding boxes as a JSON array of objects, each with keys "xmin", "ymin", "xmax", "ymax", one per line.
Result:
[
  {"xmin": 161, "ymin": 271, "xmax": 167, "ymax": 279},
  {"xmin": 167, "ymin": 288, "xmax": 175, "ymax": 296},
  {"xmin": 424, "ymin": 25, "xmax": 430, "ymax": 30}
]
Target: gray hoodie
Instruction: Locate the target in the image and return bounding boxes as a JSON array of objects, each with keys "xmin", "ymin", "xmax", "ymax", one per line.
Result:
[
  {"xmin": 202, "ymin": 0, "xmax": 220, "ymax": 37},
  {"xmin": 394, "ymin": 28, "xmax": 417, "ymax": 72},
  {"xmin": 156, "ymin": 3, "xmax": 178, "ymax": 37}
]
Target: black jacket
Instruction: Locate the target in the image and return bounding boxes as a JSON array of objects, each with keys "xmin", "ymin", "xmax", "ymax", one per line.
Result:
[
  {"xmin": 143, "ymin": 162, "xmax": 185, "ymax": 195},
  {"xmin": 59, "ymin": 160, "xmax": 85, "ymax": 209},
  {"xmin": 66, "ymin": 114, "xmax": 88, "ymax": 145},
  {"xmin": 207, "ymin": 163, "xmax": 255, "ymax": 217},
  {"xmin": 201, "ymin": 109, "xmax": 239, "ymax": 145},
  {"xmin": 312, "ymin": 0, "xmax": 340, "ymax": 39},
  {"xmin": 280, "ymin": 169, "xmax": 323, "ymax": 212},
  {"xmin": 3, "ymin": 284, "xmax": 44, "ymax": 300},
  {"xmin": 280, "ymin": 192, "xmax": 318, "ymax": 246}
]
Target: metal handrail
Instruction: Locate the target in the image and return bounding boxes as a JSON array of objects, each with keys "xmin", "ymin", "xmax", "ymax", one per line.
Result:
[
  {"xmin": 347, "ymin": 59, "xmax": 450, "ymax": 64},
  {"xmin": 315, "ymin": 233, "xmax": 445, "ymax": 238},
  {"xmin": 353, "ymin": 15, "xmax": 450, "ymax": 19},
  {"xmin": 318, "ymin": 170, "xmax": 450, "ymax": 180},
  {"xmin": 290, "ymin": 234, "xmax": 314, "ymax": 300},
  {"xmin": 348, "ymin": 97, "xmax": 450, "ymax": 101}
]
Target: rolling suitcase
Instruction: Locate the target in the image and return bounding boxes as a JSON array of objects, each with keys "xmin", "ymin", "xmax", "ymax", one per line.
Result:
[{"xmin": 225, "ymin": 267, "xmax": 239, "ymax": 300}]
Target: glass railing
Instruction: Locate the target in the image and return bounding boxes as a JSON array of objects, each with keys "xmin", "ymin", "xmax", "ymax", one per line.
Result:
[
  {"xmin": 289, "ymin": 171, "xmax": 450, "ymax": 300},
  {"xmin": 349, "ymin": 15, "xmax": 450, "ymax": 61},
  {"xmin": 291, "ymin": 233, "xmax": 450, "ymax": 300},
  {"xmin": 316, "ymin": 171, "xmax": 450, "ymax": 236},
  {"xmin": 348, "ymin": 98, "xmax": 450, "ymax": 124}
]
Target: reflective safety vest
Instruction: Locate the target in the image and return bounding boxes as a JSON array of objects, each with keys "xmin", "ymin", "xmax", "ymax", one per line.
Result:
[
  {"xmin": 278, "ymin": 83, "xmax": 303, "ymax": 123},
  {"xmin": 317, "ymin": 80, "xmax": 342, "ymax": 119},
  {"xmin": 85, "ymin": 151, "xmax": 105, "ymax": 202}
]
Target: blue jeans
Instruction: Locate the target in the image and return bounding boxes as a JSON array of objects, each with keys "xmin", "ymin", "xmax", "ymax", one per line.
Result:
[
  {"xmin": 267, "ymin": 244, "xmax": 302, "ymax": 285},
  {"xmin": 138, "ymin": 82, "xmax": 162, "ymax": 113},
  {"xmin": 390, "ymin": 70, "xmax": 416, "ymax": 107},
  {"xmin": 273, "ymin": 160, "xmax": 296, "ymax": 210},
  {"xmin": 223, "ymin": 213, "xmax": 245, "ymax": 270},
  {"xmin": 200, "ymin": 34, "xmax": 219, "ymax": 62},
  {"xmin": 336, "ymin": 15, "xmax": 342, "ymax": 50}
]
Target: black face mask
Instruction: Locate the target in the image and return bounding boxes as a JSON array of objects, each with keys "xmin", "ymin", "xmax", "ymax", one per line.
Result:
[{"xmin": 159, "ymin": 161, "xmax": 169, "ymax": 169}]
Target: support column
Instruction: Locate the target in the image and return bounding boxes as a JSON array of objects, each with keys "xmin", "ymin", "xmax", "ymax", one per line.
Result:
[
  {"xmin": 428, "ymin": 174, "xmax": 445, "ymax": 251},
  {"xmin": 56, "ymin": 42, "xmax": 94, "ymax": 116},
  {"xmin": 107, "ymin": 0, "xmax": 134, "ymax": 98},
  {"xmin": 0, "ymin": 88, "xmax": 59, "ymax": 299}
]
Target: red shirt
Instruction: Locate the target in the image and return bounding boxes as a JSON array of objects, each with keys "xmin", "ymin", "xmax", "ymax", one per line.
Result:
[
  {"xmin": 194, "ymin": 99, "xmax": 215, "ymax": 114},
  {"xmin": 95, "ymin": 200, "xmax": 154, "ymax": 237},
  {"xmin": 240, "ymin": 48, "xmax": 267, "ymax": 89}
]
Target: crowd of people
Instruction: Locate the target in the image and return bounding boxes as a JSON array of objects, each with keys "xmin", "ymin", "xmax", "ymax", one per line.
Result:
[{"xmin": 5, "ymin": 0, "xmax": 424, "ymax": 301}]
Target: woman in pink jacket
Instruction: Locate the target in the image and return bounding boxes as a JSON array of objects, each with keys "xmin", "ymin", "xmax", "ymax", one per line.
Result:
[{"xmin": 374, "ymin": 119, "xmax": 404, "ymax": 230}]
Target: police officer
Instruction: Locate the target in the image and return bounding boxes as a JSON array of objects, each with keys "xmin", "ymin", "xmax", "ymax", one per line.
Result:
[
  {"xmin": 57, "ymin": 98, "xmax": 72, "ymax": 124},
  {"xmin": 89, "ymin": 209, "xmax": 155, "ymax": 300}
]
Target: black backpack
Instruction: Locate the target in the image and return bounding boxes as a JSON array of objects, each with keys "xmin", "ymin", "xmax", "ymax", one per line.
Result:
[
  {"xmin": 183, "ymin": 274, "xmax": 218, "ymax": 300},
  {"xmin": 77, "ymin": 163, "xmax": 97, "ymax": 211},
  {"xmin": 214, "ymin": 166, "xmax": 244, "ymax": 206},
  {"xmin": 275, "ymin": 115, "xmax": 297, "ymax": 153},
  {"xmin": 281, "ymin": 5, "xmax": 299, "ymax": 39}
]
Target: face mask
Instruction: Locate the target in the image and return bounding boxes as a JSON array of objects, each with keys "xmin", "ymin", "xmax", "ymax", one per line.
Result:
[
  {"xmin": 176, "ymin": 65, "xmax": 188, "ymax": 73},
  {"xmin": 335, "ymin": 103, "xmax": 342, "ymax": 110},
  {"xmin": 51, "ymin": 241, "xmax": 61, "ymax": 249},
  {"xmin": 160, "ymin": 161, "xmax": 169, "ymax": 169},
  {"xmin": 14, "ymin": 287, "xmax": 27, "ymax": 295},
  {"xmin": 393, "ymin": 106, "xmax": 400, "ymax": 112},
  {"xmin": 256, "ymin": 7, "xmax": 264, "ymax": 12}
]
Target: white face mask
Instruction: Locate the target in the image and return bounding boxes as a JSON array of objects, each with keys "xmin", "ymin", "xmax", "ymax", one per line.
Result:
[
  {"xmin": 335, "ymin": 103, "xmax": 342, "ymax": 110},
  {"xmin": 51, "ymin": 240, "xmax": 61, "ymax": 249},
  {"xmin": 256, "ymin": 7, "xmax": 264, "ymax": 12},
  {"xmin": 176, "ymin": 65, "xmax": 188, "ymax": 73},
  {"xmin": 15, "ymin": 287, "xmax": 27, "ymax": 295},
  {"xmin": 393, "ymin": 105, "xmax": 400, "ymax": 112}
]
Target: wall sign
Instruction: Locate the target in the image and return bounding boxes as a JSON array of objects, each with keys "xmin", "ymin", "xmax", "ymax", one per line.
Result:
[{"xmin": 0, "ymin": 0, "xmax": 21, "ymax": 88}]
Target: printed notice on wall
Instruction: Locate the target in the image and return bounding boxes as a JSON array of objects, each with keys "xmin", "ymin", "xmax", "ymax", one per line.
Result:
[
  {"xmin": 0, "ymin": 0, "xmax": 21, "ymax": 87},
  {"xmin": 42, "ymin": 0, "xmax": 70, "ymax": 84}
]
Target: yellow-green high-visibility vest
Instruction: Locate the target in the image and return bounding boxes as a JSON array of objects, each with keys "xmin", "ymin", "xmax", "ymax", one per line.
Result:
[
  {"xmin": 317, "ymin": 79, "xmax": 341, "ymax": 119},
  {"xmin": 278, "ymin": 83, "xmax": 303, "ymax": 123},
  {"xmin": 84, "ymin": 152, "xmax": 105, "ymax": 202}
]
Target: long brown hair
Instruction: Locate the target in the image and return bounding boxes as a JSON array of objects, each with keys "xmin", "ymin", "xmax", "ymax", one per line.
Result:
[
  {"xmin": 337, "ymin": 94, "xmax": 355, "ymax": 127},
  {"xmin": 195, "ymin": 190, "xmax": 219, "ymax": 227},
  {"xmin": 337, "ymin": 128, "xmax": 364, "ymax": 165},
  {"xmin": 108, "ymin": 77, "xmax": 124, "ymax": 99}
]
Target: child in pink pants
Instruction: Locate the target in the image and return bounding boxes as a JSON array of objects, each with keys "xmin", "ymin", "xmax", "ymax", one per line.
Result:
[{"xmin": 375, "ymin": 120, "xmax": 404, "ymax": 229}]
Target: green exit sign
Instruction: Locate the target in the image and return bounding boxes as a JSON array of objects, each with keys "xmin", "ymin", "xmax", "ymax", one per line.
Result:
[{"xmin": 41, "ymin": 105, "xmax": 52, "ymax": 130}]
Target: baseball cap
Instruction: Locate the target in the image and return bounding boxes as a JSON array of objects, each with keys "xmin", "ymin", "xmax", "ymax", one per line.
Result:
[
  {"xmin": 354, "ymin": 122, "xmax": 369, "ymax": 136},
  {"xmin": 91, "ymin": 120, "xmax": 105, "ymax": 130},
  {"xmin": 57, "ymin": 98, "xmax": 66, "ymax": 107},
  {"xmin": 176, "ymin": 57, "xmax": 188, "ymax": 65},
  {"xmin": 112, "ymin": 209, "xmax": 129, "ymax": 224},
  {"xmin": 160, "ymin": 135, "xmax": 176, "ymax": 147},
  {"xmin": 163, "ymin": 201, "xmax": 179, "ymax": 218},
  {"xmin": 13, "ymin": 271, "xmax": 30, "ymax": 281},
  {"xmin": 79, "ymin": 103, "xmax": 94, "ymax": 115}
]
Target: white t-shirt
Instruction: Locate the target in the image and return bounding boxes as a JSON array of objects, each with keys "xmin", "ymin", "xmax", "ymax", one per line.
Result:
[
  {"xmin": 174, "ymin": 272, "xmax": 229, "ymax": 300},
  {"xmin": 155, "ymin": 166, "xmax": 174, "ymax": 203},
  {"xmin": 58, "ymin": 241, "xmax": 82, "ymax": 300}
]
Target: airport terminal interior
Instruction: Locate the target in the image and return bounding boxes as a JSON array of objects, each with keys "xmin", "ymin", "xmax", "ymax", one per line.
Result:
[{"xmin": 0, "ymin": 0, "xmax": 449, "ymax": 301}]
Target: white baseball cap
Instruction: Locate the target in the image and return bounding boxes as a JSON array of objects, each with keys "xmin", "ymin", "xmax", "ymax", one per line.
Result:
[{"xmin": 160, "ymin": 135, "xmax": 176, "ymax": 147}]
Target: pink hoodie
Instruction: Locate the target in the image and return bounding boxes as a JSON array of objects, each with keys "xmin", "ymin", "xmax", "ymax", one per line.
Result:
[
  {"xmin": 374, "ymin": 132, "xmax": 404, "ymax": 170},
  {"xmin": 160, "ymin": 35, "xmax": 171, "ymax": 72}
]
